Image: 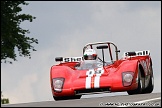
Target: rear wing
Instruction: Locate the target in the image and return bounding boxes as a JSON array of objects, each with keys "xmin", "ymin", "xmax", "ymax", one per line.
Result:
[
  {"xmin": 55, "ymin": 56, "xmax": 83, "ymax": 62},
  {"xmin": 123, "ymin": 50, "xmax": 150, "ymax": 57}
]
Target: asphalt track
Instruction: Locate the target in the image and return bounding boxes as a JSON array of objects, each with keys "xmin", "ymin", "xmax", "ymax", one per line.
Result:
[{"xmin": 1, "ymin": 92, "xmax": 161, "ymax": 107}]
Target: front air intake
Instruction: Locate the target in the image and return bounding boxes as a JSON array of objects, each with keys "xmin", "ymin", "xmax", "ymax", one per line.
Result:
[{"xmin": 75, "ymin": 88, "xmax": 110, "ymax": 95}]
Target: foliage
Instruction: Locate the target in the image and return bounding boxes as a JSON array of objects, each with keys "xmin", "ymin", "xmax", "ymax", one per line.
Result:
[
  {"xmin": 1, "ymin": 1, "xmax": 38, "ymax": 64},
  {"xmin": 1, "ymin": 91, "xmax": 9, "ymax": 104}
]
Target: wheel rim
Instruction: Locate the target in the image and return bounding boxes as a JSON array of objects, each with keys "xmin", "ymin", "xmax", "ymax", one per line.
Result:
[
  {"xmin": 140, "ymin": 79, "xmax": 142, "ymax": 89},
  {"xmin": 152, "ymin": 76, "xmax": 154, "ymax": 86}
]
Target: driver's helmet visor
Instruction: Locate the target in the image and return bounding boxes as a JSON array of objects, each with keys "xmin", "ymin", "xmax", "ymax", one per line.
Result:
[{"xmin": 84, "ymin": 54, "xmax": 97, "ymax": 60}]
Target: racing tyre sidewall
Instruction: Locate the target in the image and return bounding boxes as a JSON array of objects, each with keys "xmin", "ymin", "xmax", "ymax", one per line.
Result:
[
  {"xmin": 143, "ymin": 66, "xmax": 154, "ymax": 93},
  {"xmin": 127, "ymin": 67, "xmax": 143, "ymax": 95}
]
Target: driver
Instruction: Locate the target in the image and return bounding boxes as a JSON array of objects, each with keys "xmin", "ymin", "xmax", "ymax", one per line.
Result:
[
  {"xmin": 83, "ymin": 49, "xmax": 97, "ymax": 60},
  {"xmin": 80, "ymin": 49, "xmax": 99, "ymax": 69},
  {"xmin": 75, "ymin": 49, "xmax": 98, "ymax": 70}
]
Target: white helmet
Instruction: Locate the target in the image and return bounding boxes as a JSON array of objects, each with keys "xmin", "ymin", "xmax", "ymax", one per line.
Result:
[{"xmin": 83, "ymin": 49, "xmax": 97, "ymax": 60}]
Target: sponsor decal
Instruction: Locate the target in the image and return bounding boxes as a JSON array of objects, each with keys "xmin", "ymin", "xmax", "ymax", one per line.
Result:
[{"xmin": 63, "ymin": 57, "xmax": 83, "ymax": 62}]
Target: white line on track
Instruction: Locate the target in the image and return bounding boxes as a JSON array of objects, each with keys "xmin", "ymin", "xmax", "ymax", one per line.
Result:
[
  {"xmin": 134, "ymin": 97, "xmax": 161, "ymax": 103},
  {"xmin": 118, "ymin": 97, "xmax": 161, "ymax": 107}
]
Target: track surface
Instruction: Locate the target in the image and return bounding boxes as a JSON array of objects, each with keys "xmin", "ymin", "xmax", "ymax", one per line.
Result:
[{"xmin": 1, "ymin": 92, "xmax": 161, "ymax": 107}]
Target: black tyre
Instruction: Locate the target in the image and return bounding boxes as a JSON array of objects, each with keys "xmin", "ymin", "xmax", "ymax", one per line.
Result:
[
  {"xmin": 53, "ymin": 95, "xmax": 82, "ymax": 101},
  {"xmin": 127, "ymin": 68, "xmax": 144, "ymax": 95},
  {"xmin": 142, "ymin": 66, "xmax": 154, "ymax": 93}
]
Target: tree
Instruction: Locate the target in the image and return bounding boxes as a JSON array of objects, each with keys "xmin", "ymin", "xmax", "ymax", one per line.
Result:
[
  {"xmin": 1, "ymin": 91, "xmax": 9, "ymax": 104},
  {"xmin": 1, "ymin": 1, "xmax": 38, "ymax": 64}
]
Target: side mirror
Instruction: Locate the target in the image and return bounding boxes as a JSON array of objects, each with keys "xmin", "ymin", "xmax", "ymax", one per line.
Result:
[
  {"xmin": 125, "ymin": 52, "xmax": 136, "ymax": 56},
  {"xmin": 55, "ymin": 57, "xmax": 63, "ymax": 62}
]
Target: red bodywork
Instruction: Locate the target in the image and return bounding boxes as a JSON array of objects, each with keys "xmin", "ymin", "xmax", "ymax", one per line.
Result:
[{"xmin": 50, "ymin": 42, "xmax": 153, "ymax": 99}]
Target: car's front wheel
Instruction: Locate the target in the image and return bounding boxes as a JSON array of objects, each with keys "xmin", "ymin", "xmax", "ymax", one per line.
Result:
[
  {"xmin": 127, "ymin": 68, "xmax": 144, "ymax": 95},
  {"xmin": 142, "ymin": 66, "xmax": 154, "ymax": 93}
]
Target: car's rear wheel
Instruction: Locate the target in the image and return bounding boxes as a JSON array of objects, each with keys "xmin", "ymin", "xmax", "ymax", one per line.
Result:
[
  {"xmin": 127, "ymin": 68, "xmax": 144, "ymax": 95},
  {"xmin": 53, "ymin": 95, "xmax": 82, "ymax": 101}
]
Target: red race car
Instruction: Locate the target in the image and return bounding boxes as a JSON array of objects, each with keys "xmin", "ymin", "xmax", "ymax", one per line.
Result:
[{"xmin": 50, "ymin": 41, "xmax": 154, "ymax": 101}]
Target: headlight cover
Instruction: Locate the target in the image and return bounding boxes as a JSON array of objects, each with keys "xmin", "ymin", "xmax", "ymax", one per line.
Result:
[
  {"xmin": 122, "ymin": 72, "xmax": 134, "ymax": 86},
  {"xmin": 52, "ymin": 78, "xmax": 65, "ymax": 92}
]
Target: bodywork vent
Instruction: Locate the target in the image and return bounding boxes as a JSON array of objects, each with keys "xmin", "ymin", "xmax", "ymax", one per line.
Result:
[{"xmin": 75, "ymin": 88, "xmax": 110, "ymax": 95}]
